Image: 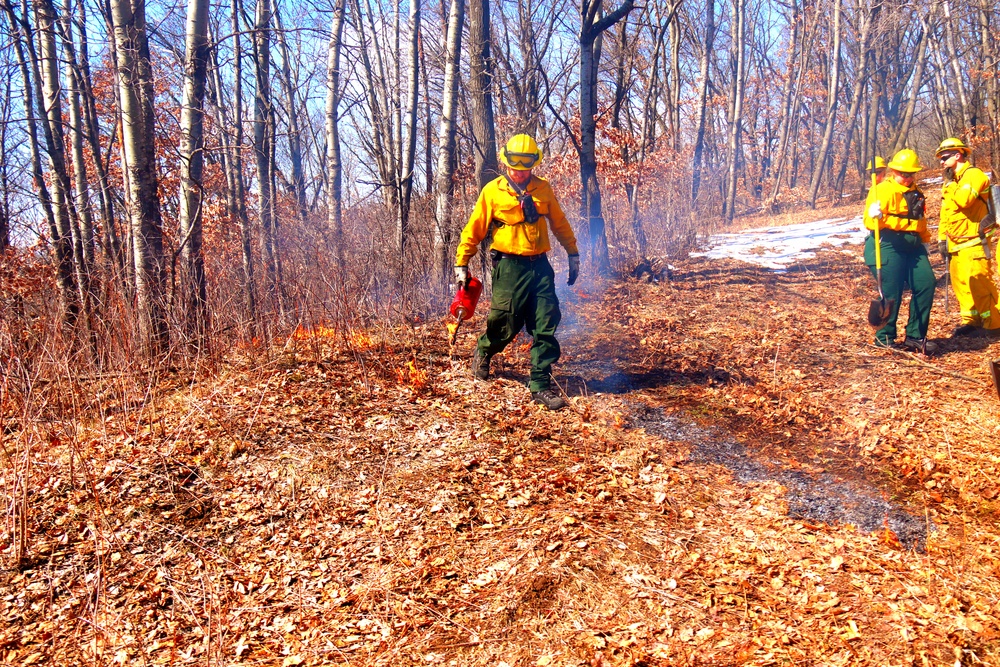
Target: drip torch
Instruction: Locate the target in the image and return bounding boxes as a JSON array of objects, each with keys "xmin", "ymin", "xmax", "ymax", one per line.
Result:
[{"xmin": 448, "ymin": 276, "xmax": 483, "ymax": 345}]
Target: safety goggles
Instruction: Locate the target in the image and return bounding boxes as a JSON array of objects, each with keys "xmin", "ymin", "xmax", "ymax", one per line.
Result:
[
  {"xmin": 939, "ymin": 151, "xmax": 960, "ymax": 161},
  {"xmin": 505, "ymin": 151, "xmax": 539, "ymax": 169}
]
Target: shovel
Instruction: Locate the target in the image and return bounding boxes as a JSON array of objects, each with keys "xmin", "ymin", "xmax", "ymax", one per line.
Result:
[
  {"xmin": 867, "ymin": 208, "xmax": 894, "ymax": 328},
  {"xmin": 991, "ymin": 359, "xmax": 1000, "ymax": 400}
]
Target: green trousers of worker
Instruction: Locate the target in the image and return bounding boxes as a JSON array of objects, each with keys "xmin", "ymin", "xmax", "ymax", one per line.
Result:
[
  {"xmin": 863, "ymin": 229, "xmax": 935, "ymax": 346},
  {"xmin": 477, "ymin": 253, "xmax": 561, "ymax": 393}
]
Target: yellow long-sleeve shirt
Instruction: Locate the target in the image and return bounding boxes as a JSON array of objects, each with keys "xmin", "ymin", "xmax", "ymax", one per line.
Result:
[
  {"xmin": 864, "ymin": 177, "xmax": 930, "ymax": 243},
  {"xmin": 938, "ymin": 161, "xmax": 990, "ymax": 250},
  {"xmin": 454, "ymin": 175, "xmax": 579, "ymax": 267}
]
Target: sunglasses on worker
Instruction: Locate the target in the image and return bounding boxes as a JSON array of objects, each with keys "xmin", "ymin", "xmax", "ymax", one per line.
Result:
[
  {"xmin": 505, "ymin": 151, "xmax": 538, "ymax": 169},
  {"xmin": 939, "ymin": 151, "xmax": 960, "ymax": 161}
]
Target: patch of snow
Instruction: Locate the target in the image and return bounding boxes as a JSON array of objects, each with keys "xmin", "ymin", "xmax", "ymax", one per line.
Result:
[{"xmin": 689, "ymin": 216, "xmax": 867, "ymax": 272}]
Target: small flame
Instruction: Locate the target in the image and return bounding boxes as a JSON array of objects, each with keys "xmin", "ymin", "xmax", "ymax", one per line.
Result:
[
  {"xmin": 396, "ymin": 360, "xmax": 429, "ymax": 390},
  {"xmin": 446, "ymin": 322, "xmax": 458, "ymax": 336},
  {"xmin": 347, "ymin": 330, "xmax": 374, "ymax": 350},
  {"xmin": 292, "ymin": 324, "xmax": 338, "ymax": 340}
]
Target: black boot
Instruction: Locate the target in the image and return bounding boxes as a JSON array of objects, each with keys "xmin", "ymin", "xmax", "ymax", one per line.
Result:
[{"xmin": 952, "ymin": 323, "xmax": 979, "ymax": 337}]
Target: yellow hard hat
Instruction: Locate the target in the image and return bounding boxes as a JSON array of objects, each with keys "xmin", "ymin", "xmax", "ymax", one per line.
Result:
[
  {"xmin": 499, "ymin": 134, "xmax": 543, "ymax": 171},
  {"xmin": 866, "ymin": 156, "xmax": 887, "ymax": 171},
  {"xmin": 935, "ymin": 137, "xmax": 970, "ymax": 157},
  {"xmin": 887, "ymin": 149, "xmax": 924, "ymax": 173}
]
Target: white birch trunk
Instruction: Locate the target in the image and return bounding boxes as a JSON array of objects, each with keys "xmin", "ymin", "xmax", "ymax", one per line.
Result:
[
  {"xmin": 110, "ymin": 0, "xmax": 169, "ymax": 355},
  {"xmin": 433, "ymin": 0, "xmax": 464, "ymax": 289},
  {"xmin": 325, "ymin": 0, "xmax": 348, "ymax": 263},
  {"xmin": 178, "ymin": 0, "xmax": 210, "ymax": 342}
]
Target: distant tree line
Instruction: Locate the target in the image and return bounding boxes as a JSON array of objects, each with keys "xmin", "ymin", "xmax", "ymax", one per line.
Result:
[{"xmin": 0, "ymin": 0, "xmax": 998, "ymax": 367}]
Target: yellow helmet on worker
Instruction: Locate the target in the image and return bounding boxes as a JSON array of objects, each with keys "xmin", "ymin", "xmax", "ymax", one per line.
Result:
[
  {"xmin": 866, "ymin": 156, "xmax": 887, "ymax": 172},
  {"xmin": 887, "ymin": 149, "xmax": 924, "ymax": 173},
  {"xmin": 499, "ymin": 134, "xmax": 543, "ymax": 171},
  {"xmin": 935, "ymin": 137, "xmax": 970, "ymax": 158}
]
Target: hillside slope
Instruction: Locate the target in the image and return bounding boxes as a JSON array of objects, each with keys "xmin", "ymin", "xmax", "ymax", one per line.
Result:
[{"xmin": 4, "ymin": 218, "xmax": 1000, "ymax": 666}]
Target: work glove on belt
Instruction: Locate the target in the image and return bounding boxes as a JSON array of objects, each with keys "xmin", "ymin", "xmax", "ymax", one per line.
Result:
[
  {"xmin": 567, "ymin": 254, "xmax": 580, "ymax": 286},
  {"xmin": 938, "ymin": 240, "xmax": 949, "ymax": 265},
  {"xmin": 454, "ymin": 266, "xmax": 469, "ymax": 289}
]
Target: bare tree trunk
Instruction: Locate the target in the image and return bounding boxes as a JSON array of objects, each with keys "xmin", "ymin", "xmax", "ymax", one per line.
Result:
[
  {"xmin": 398, "ymin": 0, "xmax": 421, "ymax": 280},
  {"xmin": 253, "ymin": 0, "xmax": 282, "ymax": 315},
  {"xmin": 274, "ymin": 7, "xmax": 308, "ymax": 226},
  {"xmin": 74, "ymin": 0, "xmax": 123, "ymax": 279},
  {"xmin": 806, "ymin": 0, "xmax": 841, "ymax": 208},
  {"xmin": 225, "ymin": 0, "xmax": 257, "ymax": 334},
  {"xmin": 832, "ymin": 2, "xmax": 878, "ymax": 196},
  {"xmin": 59, "ymin": 0, "xmax": 94, "ymax": 275},
  {"xmin": 768, "ymin": 0, "xmax": 818, "ymax": 207},
  {"xmin": 355, "ymin": 0, "xmax": 401, "ymax": 264},
  {"xmin": 0, "ymin": 84, "xmax": 9, "ymax": 250},
  {"xmin": 421, "ymin": 36, "xmax": 433, "ymax": 194},
  {"xmin": 929, "ymin": 40, "xmax": 954, "ymax": 138},
  {"xmin": 580, "ymin": 0, "xmax": 635, "ymax": 275},
  {"xmin": 467, "ymin": 0, "xmax": 499, "ymax": 189},
  {"xmin": 434, "ymin": 0, "xmax": 464, "ymax": 291},
  {"xmin": 723, "ymin": 0, "xmax": 746, "ymax": 224},
  {"xmin": 26, "ymin": 0, "xmax": 80, "ymax": 329},
  {"xmin": 110, "ymin": 0, "xmax": 168, "ymax": 356},
  {"xmin": 941, "ymin": 0, "xmax": 970, "ymax": 131},
  {"xmin": 691, "ymin": 0, "xmax": 715, "ymax": 203},
  {"xmin": 628, "ymin": 13, "xmax": 669, "ymax": 258},
  {"xmin": 2, "ymin": 1, "xmax": 59, "ymax": 267},
  {"xmin": 888, "ymin": 12, "xmax": 931, "ymax": 154},
  {"xmin": 177, "ymin": 0, "xmax": 210, "ymax": 344},
  {"xmin": 981, "ymin": 0, "xmax": 998, "ymax": 166},
  {"xmin": 104, "ymin": 0, "xmax": 137, "ymax": 294},
  {"xmin": 325, "ymin": 0, "xmax": 347, "ymax": 264},
  {"xmin": 667, "ymin": 10, "xmax": 681, "ymax": 150}
]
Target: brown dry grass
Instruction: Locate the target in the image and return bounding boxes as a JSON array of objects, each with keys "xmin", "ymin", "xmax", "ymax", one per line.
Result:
[{"xmin": 3, "ymin": 200, "xmax": 1000, "ymax": 665}]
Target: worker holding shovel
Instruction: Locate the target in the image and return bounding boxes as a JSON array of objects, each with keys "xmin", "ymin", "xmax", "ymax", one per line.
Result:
[
  {"xmin": 454, "ymin": 134, "xmax": 580, "ymax": 410},
  {"xmin": 864, "ymin": 149, "xmax": 937, "ymax": 353},
  {"xmin": 935, "ymin": 137, "xmax": 1000, "ymax": 338}
]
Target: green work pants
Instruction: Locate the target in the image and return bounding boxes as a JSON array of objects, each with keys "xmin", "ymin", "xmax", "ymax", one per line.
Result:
[
  {"xmin": 477, "ymin": 253, "xmax": 561, "ymax": 393},
  {"xmin": 863, "ymin": 229, "xmax": 935, "ymax": 345}
]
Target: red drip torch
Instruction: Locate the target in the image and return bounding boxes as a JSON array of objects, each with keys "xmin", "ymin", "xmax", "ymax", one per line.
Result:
[{"xmin": 448, "ymin": 276, "xmax": 483, "ymax": 344}]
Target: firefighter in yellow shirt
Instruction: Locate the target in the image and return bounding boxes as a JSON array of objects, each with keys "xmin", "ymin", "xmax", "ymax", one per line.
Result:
[
  {"xmin": 454, "ymin": 134, "xmax": 580, "ymax": 410},
  {"xmin": 935, "ymin": 137, "xmax": 1000, "ymax": 336},
  {"xmin": 864, "ymin": 149, "xmax": 936, "ymax": 352}
]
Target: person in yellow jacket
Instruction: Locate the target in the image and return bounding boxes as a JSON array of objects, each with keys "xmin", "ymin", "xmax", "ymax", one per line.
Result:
[
  {"xmin": 935, "ymin": 137, "xmax": 1000, "ymax": 336},
  {"xmin": 864, "ymin": 149, "xmax": 937, "ymax": 352},
  {"xmin": 454, "ymin": 134, "xmax": 580, "ymax": 410}
]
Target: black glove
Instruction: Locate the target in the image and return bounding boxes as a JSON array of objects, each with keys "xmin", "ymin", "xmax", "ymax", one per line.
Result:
[
  {"xmin": 567, "ymin": 254, "xmax": 580, "ymax": 286},
  {"xmin": 938, "ymin": 240, "xmax": 949, "ymax": 264},
  {"xmin": 943, "ymin": 167, "xmax": 956, "ymax": 183},
  {"xmin": 980, "ymin": 213, "xmax": 996, "ymax": 234}
]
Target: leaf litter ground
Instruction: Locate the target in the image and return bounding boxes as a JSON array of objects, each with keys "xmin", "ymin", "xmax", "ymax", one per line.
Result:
[{"xmin": 4, "ymin": 213, "xmax": 1000, "ymax": 665}]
